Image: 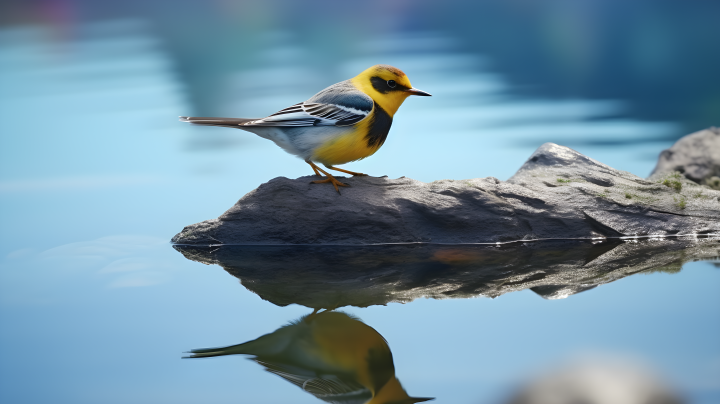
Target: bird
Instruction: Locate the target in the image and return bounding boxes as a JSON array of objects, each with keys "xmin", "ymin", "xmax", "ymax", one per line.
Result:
[
  {"xmin": 180, "ymin": 64, "xmax": 431, "ymax": 193},
  {"xmin": 185, "ymin": 310, "xmax": 434, "ymax": 404}
]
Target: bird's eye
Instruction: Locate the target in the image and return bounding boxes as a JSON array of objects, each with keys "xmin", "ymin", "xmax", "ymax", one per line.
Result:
[{"xmin": 387, "ymin": 80, "xmax": 396, "ymax": 88}]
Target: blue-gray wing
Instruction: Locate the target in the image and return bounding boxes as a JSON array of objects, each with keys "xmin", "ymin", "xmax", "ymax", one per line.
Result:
[
  {"xmin": 254, "ymin": 359, "xmax": 372, "ymax": 403},
  {"xmin": 243, "ymin": 80, "xmax": 373, "ymax": 127}
]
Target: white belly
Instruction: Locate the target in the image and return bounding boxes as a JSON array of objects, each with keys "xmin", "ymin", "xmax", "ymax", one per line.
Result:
[
  {"xmin": 241, "ymin": 126, "xmax": 353, "ymax": 161},
  {"xmin": 241, "ymin": 126, "xmax": 301, "ymax": 156}
]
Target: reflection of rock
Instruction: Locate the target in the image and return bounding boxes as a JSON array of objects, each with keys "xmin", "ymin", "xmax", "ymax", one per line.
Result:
[
  {"xmin": 650, "ymin": 127, "xmax": 720, "ymax": 189},
  {"xmin": 185, "ymin": 311, "xmax": 433, "ymax": 404},
  {"xmin": 172, "ymin": 136, "xmax": 720, "ymax": 245},
  {"xmin": 174, "ymin": 238, "xmax": 719, "ymax": 309},
  {"xmin": 529, "ymin": 284, "xmax": 598, "ymax": 300},
  {"xmin": 503, "ymin": 359, "xmax": 684, "ymax": 404}
]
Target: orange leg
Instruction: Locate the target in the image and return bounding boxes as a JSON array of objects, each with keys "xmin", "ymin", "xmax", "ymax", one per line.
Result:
[
  {"xmin": 308, "ymin": 163, "xmax": 321, "ymax": 176},
  {"xmin": 326, "ymin": 166, "xmax": 368, "ymax": 177},
  {"xmin": 305, "ymin": 160, "xmax": 349, "ymax": 194},
  {"xmin": 304, "ymin": 305, "xmax": 340, "ymax": 322},
  {"xmin": 304, "ymin": 308, "xmax": 321, "ymax": 323}
]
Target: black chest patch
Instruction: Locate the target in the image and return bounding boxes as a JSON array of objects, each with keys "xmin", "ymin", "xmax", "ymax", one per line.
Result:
[
  {"xmin": 366, "ymin": 104, "xmax": 393, "ymax": 148},
  {"xmin": 366, "ymin": 346, "xmax": 395, "ymax": 393}
]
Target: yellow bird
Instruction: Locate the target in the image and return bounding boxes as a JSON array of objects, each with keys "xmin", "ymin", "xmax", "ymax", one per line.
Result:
[
  {"xmin": 185, "ymin": 310, "xmax": 433, "ymax": 404},
  {"xmin": 180, "ymin": 65, "xmax": 431, "ymax": 193}
]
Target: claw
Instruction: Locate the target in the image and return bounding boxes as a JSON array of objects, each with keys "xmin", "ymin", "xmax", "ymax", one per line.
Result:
[
  {"xmin": 311, "ymin": 177, "xmax": 349, "ymax": 194},
  {"xmin": 305, "ymin": 160, "xmax": 353, "ymax": 194}
]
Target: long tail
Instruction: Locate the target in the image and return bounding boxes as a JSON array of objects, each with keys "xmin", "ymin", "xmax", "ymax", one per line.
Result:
[
  {"xmin": 184, "ymin": 327, "xmax": 297, "ymax": 359},
  {"xmin": 184, "ymin": 342, "xmax": 252, "ymax": 359},
  {"xmin": 179, "ymin": 116, "xmax": 257, "ymax": 129}
]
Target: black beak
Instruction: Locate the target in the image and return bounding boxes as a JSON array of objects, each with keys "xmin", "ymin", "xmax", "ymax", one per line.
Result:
[{"xmin": 406, "ymin": 87, "xmax": 432, "ymax": 96}]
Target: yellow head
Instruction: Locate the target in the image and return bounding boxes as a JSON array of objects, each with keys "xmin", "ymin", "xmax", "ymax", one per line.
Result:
[
  {"xmin": 350, "ymin": 65, "xmax": 431, "ymax": 117},
  {"xmin": 367, "ymin": 376, "xmax": 435, "ymax": 404}
]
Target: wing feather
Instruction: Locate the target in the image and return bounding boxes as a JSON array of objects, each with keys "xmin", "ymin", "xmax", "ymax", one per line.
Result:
[
  {"xmin": 244, "ymin": 101, "xmax": 370, "ymax": 127},
  {"xmin": 254, "ymin": 359, "xmax": 371, "ymax": 402},
  {"xmin": 181, "ymin": 80, "xmax": 374, "ymax": 129}
]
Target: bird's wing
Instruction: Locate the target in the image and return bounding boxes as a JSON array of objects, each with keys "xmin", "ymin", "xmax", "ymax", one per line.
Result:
[
  {"xmin": 255, "ymin": 359, "xmax": 371, "ymax": 403},
  {"xmin": 247, "ymin": 80, "xmax": 374, "ymax": 127},
  {"xmin": 242, "ymin": 101, "xmax": 371, "ymax": 127}
]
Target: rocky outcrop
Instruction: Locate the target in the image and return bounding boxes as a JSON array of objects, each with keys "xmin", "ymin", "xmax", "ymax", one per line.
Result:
[
  {"xmin": 649, "ymin": 127, "xmax": 720, "ymax": 189},
  {"xmin": 173, "ymin": 237, "xmax": 719, "ymax": 309},
  {"xmin": 172, "ymin": 138, "xmax": 720, "ymax": 246},
  {"xmin": 171, "ymin": 129, "xmax": 720, "ymax": 309}
]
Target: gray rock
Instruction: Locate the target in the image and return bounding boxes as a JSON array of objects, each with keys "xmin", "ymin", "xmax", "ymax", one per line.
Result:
[
  {"xmin": 503, "ymin": 360, "xmax": 685, "ymax": 404},
  {"xmin": 173, "ymin": 237, "xmax": 719, "ymax": 309},
  {"xmin": 172, "ymin": 140, "xmax": 720, "ymax": 246},
  {"xmin": 649, "ymin": 127, "xmax": 720, "ymax": 189},
  {"xmin": 172, "ymin": 132, "xmax": 720, "ymax": 309}
]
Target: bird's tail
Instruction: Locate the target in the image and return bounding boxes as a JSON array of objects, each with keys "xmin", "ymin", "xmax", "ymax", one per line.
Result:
[
  {"xmin": 179, "ymin": 116, "xmax": 256, "ymax": 128},
  {"xmin": 184, "ymin": 327, "xmax": 296, "ymax": 359},
  {"xmin": 183, "ymin": 342, "xmax": 252, "ymax": 359}
]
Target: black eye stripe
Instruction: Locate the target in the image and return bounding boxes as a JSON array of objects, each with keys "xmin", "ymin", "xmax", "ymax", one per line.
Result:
[{"xmin": 370, "ymin": 76, "xmax": 407, "ymax": 94}]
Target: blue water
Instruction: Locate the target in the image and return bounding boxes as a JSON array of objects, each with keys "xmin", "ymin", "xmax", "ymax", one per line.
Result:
[
  {"xmin": 1, "ymin": 17, "xmax": 718, "ymax": 404},
  {"xmin": 1, "ymin": 238, "xmax": 718, "ymax": 403}
]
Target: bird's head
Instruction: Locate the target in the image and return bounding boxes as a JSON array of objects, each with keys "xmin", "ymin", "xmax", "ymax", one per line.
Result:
[
  {"xmin": 351, "ymin": 65, "xmax": 431, "ymax": 116},
  {"xmin": 367, "ymin": 375, "xmax": 434, "ymax": 404}
]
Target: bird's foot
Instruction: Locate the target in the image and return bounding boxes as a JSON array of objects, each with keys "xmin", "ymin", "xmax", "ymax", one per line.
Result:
[
  {"xmin": 305, "ymin": 160, "xmax": 350, "ymax": 194},
  {"xmin": 311, "ymin": 176, "xmax": 349, "ymax": 194}
]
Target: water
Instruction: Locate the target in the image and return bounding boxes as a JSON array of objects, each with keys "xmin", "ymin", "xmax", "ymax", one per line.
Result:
[
  {"xmin": 1, "ymin": 236, "xmax": 718, "ymax": 403},
  {"xmin": 1, "ymin": 7, "xmax": 719, "ymax": 404}
]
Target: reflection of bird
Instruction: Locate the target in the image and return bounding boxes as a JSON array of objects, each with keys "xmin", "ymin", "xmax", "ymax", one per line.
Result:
[
  {"xmin": 180, "ymin": 65, "xmax": 431, "ymax": 193},
  {"xmin": 186, "ymin": 310, "xmax": 433, "ymax": 404}
]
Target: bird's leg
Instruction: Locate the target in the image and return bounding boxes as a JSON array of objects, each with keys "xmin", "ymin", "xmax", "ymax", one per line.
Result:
[
  {"xmin": 305, "ymin": 160, "xmax": 349, "ymax": 194},
  {"xmin": 308, "ymin": 163, "xmax": 321, "ymax": 176},
  {"xmin": 326, "ymin": 166, "xmax": 369, "ymax": 177},
  {"xmin": 305, "ymin": 308, "xmax": 321, "ymax": 323}
]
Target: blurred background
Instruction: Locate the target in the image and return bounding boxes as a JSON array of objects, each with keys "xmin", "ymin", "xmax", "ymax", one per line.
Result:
[{"xmin": 0, "ymin": 1, "xmax": 718, "ymax": 403}]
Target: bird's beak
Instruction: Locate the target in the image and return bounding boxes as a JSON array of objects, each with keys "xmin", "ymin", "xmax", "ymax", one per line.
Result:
[{"xmin": 406, "ymin": 87, "xmax": 432, "ymax": 96}]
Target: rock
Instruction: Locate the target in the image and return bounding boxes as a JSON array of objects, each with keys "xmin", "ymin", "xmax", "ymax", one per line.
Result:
[
  {"xmin": 171, "ymin": 130, "xmax": 720, "ymax": 309},
  {"xmin": 502, "ymin": 360, "xmax": 685, "ymax": 404},
  {"xmin": 649, "ymin": 127, "xmax": 720, "ymax": 189},
  {"xmin": 172, "ymin": 139, "xmax": 720, "ymax": 246},
  {"xmin": 173, "ymin": 237, "xmax": 719, "ymax": 309}
]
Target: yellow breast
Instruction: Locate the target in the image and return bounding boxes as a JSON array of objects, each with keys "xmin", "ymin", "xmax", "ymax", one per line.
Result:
[
  {"xmin": 309, "ymin": 312, "xmax": 391, "ymax": 391},
  {"xmin": 311, "ymin": 113, "xmax": 380, "ymax": 166}
]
